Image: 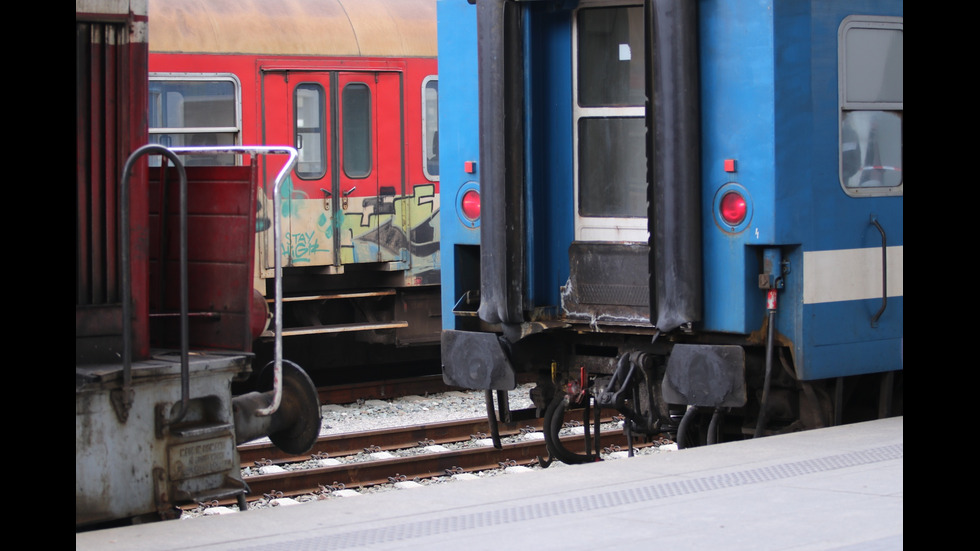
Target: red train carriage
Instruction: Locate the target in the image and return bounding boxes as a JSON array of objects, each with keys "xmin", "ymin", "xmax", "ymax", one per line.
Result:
[{"xmin": 148, "ymin": 0, "xmax": 442, "ymax": 378}]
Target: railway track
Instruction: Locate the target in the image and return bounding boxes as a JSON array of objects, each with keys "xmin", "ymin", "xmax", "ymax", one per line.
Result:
[{"xmin": 234, "ymin": 411, "xmax": 661, "ymax": 503}]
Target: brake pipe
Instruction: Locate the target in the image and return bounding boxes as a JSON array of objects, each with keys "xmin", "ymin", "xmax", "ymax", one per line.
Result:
[{"xmin": 754, "ymin": 288, "xmax": 778, "ymax": 438}]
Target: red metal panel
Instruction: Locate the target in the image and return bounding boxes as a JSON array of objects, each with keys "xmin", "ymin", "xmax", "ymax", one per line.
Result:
[
  {"xmin": 148, "ymin": 165, "xmax": 258, "ymax": 352},
  {"xmin": 376, "ymin": 72, "xmax": 403, "ymax": 264},
  {"xmin": 125, "ymin": 20, "xmax": 151, "ymax": 361},
  {"xmin": 76, "ymin": 24, "xmax": 91, "ymax": 306},
  {"xmin": 104, "ymin": 23, "xmax": 119, "ymax": 304},
  {"xmin": 89, "ymin": 23, "xmax": 107, "ymax": 305}
]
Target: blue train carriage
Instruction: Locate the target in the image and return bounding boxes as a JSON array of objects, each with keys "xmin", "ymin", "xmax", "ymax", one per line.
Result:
[{"xmin": 438, "ymin": 0, "xmax": 902, "ymax": 456}]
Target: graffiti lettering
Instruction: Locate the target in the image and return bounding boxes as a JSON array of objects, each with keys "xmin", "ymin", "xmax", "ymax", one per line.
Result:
[
  {"xmin": 282, "ymin": 232, "xmax": 323, "ymax": 263},
  {"xmin": 414, "ymin": 184, "xmax": 436, "ymax": 209}
]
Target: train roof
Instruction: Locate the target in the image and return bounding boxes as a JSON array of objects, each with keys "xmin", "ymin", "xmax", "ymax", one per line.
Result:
[{"xmin": 148, "ymin": 0, "xmax": 436, "ymax": 58}]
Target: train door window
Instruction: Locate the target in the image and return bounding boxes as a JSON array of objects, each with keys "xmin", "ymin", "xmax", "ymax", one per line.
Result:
[
  {"xmin": 572, "ymin": 4, "xmax": 648, "ymax": 242},
  {"xmin": 838, "ymin": 16, "xmax": 903, "ymax": 197},
  {"xmin": 341, "ymin": 83, "xmax": 372, "ymax": 178},
  {"xmin": 577, "ymin": 6, "xmax": 645, "ymax": 107},
  {"xmin": 294, "ymin": 83, "xmax": 327, "ymax": 179},
  {"xmin": 148, "ymin": 74, "xmax": 240, "ymax": 166},
  {"xmin": 422, "ymin": 76, "xmax": 439, "ymax": 181}
]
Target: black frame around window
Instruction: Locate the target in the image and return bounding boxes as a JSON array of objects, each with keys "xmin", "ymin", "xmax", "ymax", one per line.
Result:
[{"xmin": 342, "ymin": 83, "xmax": 372, "ymax": 179}]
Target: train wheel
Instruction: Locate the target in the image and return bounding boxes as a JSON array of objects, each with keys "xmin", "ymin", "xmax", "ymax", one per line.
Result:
[{"xmin": 543, "ymin": 394, "xmax": 597, "ymax": 465}]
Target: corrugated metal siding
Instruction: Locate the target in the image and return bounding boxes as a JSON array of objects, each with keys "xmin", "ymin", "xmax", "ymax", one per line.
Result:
[{"xmin": 76, "ymin": 4, "xmax": 149, "ymax": 362}]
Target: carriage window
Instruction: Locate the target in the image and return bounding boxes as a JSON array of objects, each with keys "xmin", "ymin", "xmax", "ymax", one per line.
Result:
[
  {"xmin": 294, "ymin": 83, "xmax": 327, "ymax": 179},
  {"xmin": 422, "ymin": 77, "xmax": 439, "ymax": 180},
  {"xmin": 573, "ymin": 4, "xmax": 648, "ymax": 242},
  {"xmin": 149, "ymin": 76, "xmax": 240, "ymax": 166},
  {"xmin": 342, "ymin": 83, "xmax": 372, "ymax": 178},
  {"xmin": 839, "ymin": 17, "xmax": 903, "ymax": 196}
]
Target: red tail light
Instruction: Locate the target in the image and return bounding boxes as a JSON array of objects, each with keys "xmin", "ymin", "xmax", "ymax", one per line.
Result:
[
  {"xmin": 461, "ymin": 189, "xmax": 481, "ymax": 221},
  {"xmin": 720, "ymin": 190, "xmax": 747, "ymax": 226}
]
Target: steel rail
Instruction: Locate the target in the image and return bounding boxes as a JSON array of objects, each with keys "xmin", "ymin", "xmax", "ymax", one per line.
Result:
[
  {"xmin": 241, "ymin": 429, "xmax": 644, "ymax": 499},
  {"xmin": 239, "ymin": 410, "xmax": 621, "ymax": 466}
]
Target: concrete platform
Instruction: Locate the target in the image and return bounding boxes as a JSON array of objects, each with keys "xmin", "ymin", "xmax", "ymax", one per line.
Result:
[{"xmin": 76, "ymin": 417, "xmax": 903, "ymax": 550}]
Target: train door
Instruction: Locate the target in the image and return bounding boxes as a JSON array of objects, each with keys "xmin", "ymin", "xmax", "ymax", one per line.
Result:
[
  {"xmin": 260, "ymin": 71, "xmax": 337, "ymax": 272},
  {"xmin": 572, "ymin": 4, "xmax": 647, "ymax": 243},
  {"xmin": 259, "ymin": 69, "xmax": 404, "ymax": 275},
  {"xmin": 337, "ymin": 72, "xmax": 404, "ymax": 266},
  {"xmin": 560, "ymin": 3, "xmax": 654, "ymax": 324}
]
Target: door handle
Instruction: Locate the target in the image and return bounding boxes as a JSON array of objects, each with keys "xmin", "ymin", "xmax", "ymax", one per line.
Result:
[
  {"xmin": 342, "ymin": 186, "xmax": 356, "ymax": 210},
  {"xmin": 870, "ymin": 215, "xmax": 887, "ymax": 328}
]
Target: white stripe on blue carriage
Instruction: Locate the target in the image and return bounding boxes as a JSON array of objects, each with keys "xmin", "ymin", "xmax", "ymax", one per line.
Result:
[{"xmin": 803, "ymin": 246, "xmax": 903, "ymax": 305}]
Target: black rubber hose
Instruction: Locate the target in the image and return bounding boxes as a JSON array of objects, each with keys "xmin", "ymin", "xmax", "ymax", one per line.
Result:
[
  {"xmin": 677, "ymin": 405, "xmax": 699, "ymax": 449},
  {"xmin": 542, "ymin": 393, "xmax": 563, "ymax": 460},
  {"xmin": 625, "ymin": 422, "xmax": 634, "ymax": 457},
  {"xmin": 754, "ymin": 310, "xmax": 776, "ymax": 438},
  {"xmin": 593, "ymin": 395, "xmax": 602, "ymax": 457},
  {"xmin": 707, "ymin": 408, "xmax": 722, "ymax": 445},
  {"xmin": 543, "ymin": 394, "xmax": 593, "ymax": 465},
  {"xmin": 485, "ymin": 390, "xmax": 502, "ymax": 449}
]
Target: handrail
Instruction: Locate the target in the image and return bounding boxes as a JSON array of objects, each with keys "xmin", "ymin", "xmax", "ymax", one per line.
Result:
[
  {"xmin": 119, "ymin": 145, "xmax": 298, "ymax": 423},
  {"xmin": 870, "ymin": 215, "xmax": 887, "ymax": 328},
  {"xmin": 120, "ymin": 144, "xmax": 188, "ymax": 424},
  {"xmin": 168, "ymin": 146, "xmax": 298, "ymax": 417}
]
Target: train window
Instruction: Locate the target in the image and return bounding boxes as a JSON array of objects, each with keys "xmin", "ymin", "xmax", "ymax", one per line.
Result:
[
  {"xmin": 578, "ymin": 117, "xmax": 646, "ymax": 218},
  {"xmin": 342, "ymin": 83, "xmax": 372, "ymax": 179},
  {"xmin": 839, "ymin": 16, "xmax": 903, "ymax": 197},
  {"xmin": 576, "ymin": 6, "xmax": 645, "ymax": 108},
  {"xmin": 148, "ymin": 75, "xmax": 240, "ymax": 166},
  {"xmin": 573, "ymin": 4, "xmax": 648, "ymax": 242},
  {"xmin": 294, "ymin": 83, "xmax": 327, "ymax": 180},
  {"xmin": 422, "ymin": 76, "xmax": 439, "ymax": 181}
]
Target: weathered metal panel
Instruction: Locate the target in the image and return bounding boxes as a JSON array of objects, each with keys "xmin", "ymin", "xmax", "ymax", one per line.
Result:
[
  {"xmin": 561, "ymin": 243, "xmax": 650, "ymax": 325},
  {"xmin": 76, "ymin": 1, "xmax": 150, "ymax": 363},
  {"xmin": 148, "ymin": 165, "xmax": 258, "ymax": 352},
  {"xmin": 75, "ymin": 354, "xmax": 247, "ymax": 528}
]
